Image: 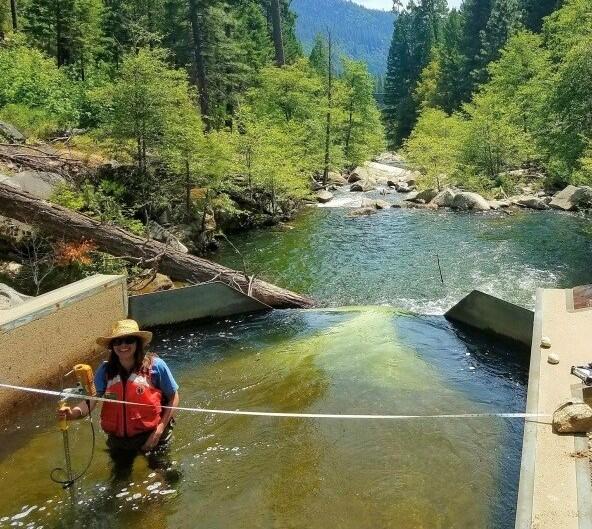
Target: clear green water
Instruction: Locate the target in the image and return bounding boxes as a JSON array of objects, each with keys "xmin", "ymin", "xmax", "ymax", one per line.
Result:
[
  {"xmin": 0, "ymin": 309, "xmax": 527, "ymax": 528},
  {"xmin": 1, "ymin": 204, "xmax": 589, "ymax": 528},
  {"xmin": 216, "ymin": 206, "xmax": 592, "ymax": 311}
]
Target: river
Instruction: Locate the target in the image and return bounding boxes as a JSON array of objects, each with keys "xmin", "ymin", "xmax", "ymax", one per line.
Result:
[{"xmin": 0, "ymin": 196, "xmax": 590, "ymax": 529}]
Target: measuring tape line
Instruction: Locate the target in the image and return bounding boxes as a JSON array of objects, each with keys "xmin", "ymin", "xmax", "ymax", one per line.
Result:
[{"xmin": 0, "ymin": 382, "xmax": 551, "ymax": 420}]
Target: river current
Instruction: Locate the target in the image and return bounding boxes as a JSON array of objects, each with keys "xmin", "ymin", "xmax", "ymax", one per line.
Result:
[{"xmin": 0, "ymin": 198, "xmax": 590, "ymax": 529}]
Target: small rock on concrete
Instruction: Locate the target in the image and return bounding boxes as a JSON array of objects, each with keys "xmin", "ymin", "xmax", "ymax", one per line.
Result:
[
  {"xmin": 553, "ymin": 400, "xmax": 592, "ymax": 433},
  {"xmin": 540, "ymin": 336, "xmax": 552, "ymax": 348},
  {"xmin": 547, "ymin": 352, "xmax": 560, "ymax": 365}
]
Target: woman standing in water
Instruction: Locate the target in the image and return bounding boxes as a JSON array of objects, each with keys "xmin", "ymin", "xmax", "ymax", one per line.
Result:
[{"xmin": 59, "ymin": 319, "xmax": 180, "ymax": 477}]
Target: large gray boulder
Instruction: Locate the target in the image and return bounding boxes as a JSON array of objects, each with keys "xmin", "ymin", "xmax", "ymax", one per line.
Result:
[
  {"xmin": 514, "ymin": 196, "xmax": 550, "ymax": 210},
  {"xmin": 552, "ymin": 400, "xmax": 592, "ymax": 433},
  {"xmin": 0, "ymin": 283, "xmax": 32, "ymax": 310},
  {"xmin": 350, "ymin": 180, "xmax": 375, "ymax": 192},
  {"xmin": 361, "ymin": 198, "xmax": 390, "ymax": 210},
  {"xmin": 414, "ymin": 188, "xmax": 438, "ymax": 204},
  {"xmin": 316, "ymin": 190, "xmax": 334, "ymax": 203},
  {"xmin": 549, "ymin": 185, "xmax": 592, "ymax": 211},
  {"xmin": 4, "ymin": 171, "xmax": 66, "ymax": 200},
  {"xmin": 0, "ymin": 121, "xmax": 26, "ymax": 143},
  {"xmin": 432, "ymin": 188, "xmax": 456, "ymax": 208},
  {"xmin": 451, "ymin": 192, "xmax": 491, "ymax": 211},
  {"xmin": 327, "ymin": 172, "xmax": 348, "ymax": 186}
]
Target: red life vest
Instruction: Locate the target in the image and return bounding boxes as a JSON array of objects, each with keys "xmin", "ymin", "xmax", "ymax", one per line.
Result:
[{"xmin": 100, "ymin": 361, "xmax": 163, "ymax": 438}]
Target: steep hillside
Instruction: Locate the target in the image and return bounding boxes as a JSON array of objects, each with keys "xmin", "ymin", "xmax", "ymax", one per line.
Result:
[{"xmin": 292, "ymin": 0, "xmax": 396, "ymax": 75}]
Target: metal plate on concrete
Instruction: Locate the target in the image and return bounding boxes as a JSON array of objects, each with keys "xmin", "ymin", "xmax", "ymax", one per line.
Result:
[
  {"xmin": 568, "ymin": 285, "xmax": 592, "ymax": 312},
  {"xmin": 445, "ymin": 290, "xmax": 534, "ymax": 348},
  {"xmin": 128, "ymin": 281, "xmax": 271, "ymax": 328}
]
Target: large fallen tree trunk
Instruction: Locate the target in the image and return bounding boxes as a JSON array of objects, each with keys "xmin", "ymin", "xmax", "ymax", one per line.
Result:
[{"xmin": 0, "ymin": 181, "xmax": 314, "ymax": 309}]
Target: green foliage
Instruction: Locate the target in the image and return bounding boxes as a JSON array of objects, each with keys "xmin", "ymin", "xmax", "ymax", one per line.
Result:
[
  {"xmin": 0, "ymin": 103, "xmax": 60, "ymax": 139},
  {"xmin": 404, "ymin": 107, "xmax": 466, "ymax": 189},
  {"xmin": 339, "ymin": 57, "xmax": 385, "ymax": 166},
  {"xmin": 0, "ymin": 37, "xmax": 77, "ymax": 126}
]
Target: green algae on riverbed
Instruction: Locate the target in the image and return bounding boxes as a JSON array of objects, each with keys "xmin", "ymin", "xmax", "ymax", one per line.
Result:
[{"xmin": 0, "ymin": 308, "xmax": 523, "ymax": 529}]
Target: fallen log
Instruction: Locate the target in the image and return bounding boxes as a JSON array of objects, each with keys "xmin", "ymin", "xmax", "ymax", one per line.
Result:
[{"xmin": 0, "ymin": 181, "xmax": 314, "ymax": 309}]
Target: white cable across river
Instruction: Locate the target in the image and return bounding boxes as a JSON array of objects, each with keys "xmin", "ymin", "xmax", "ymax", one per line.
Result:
[{"xmin": 0, "ymin": 382, "xmax": 551, "ymax": 421}]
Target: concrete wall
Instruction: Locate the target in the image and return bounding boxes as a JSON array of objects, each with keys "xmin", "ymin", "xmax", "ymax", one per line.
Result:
[{"xmin": 0, "ymin": 275, "xmax": 127, "ymax": 423}]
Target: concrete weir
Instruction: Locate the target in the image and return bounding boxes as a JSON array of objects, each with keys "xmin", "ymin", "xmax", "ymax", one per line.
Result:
[{"xmin": 515, "ymin": 287, "xmax": 592, "ymax": 529}]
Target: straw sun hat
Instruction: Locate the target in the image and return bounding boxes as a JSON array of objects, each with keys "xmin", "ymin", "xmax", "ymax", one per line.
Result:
[{"xmin": 97, "ymin": 319, "xmax": 153, "ymax": 348}]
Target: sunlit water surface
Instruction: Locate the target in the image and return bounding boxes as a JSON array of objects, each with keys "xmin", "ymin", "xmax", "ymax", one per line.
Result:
[{"xmin": 1, "ymin": 202, "xmax": 590, "ymax": 528}]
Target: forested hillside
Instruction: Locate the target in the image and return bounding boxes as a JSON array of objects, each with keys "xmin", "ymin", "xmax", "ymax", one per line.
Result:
[
  {"xmin": 292, "ymin": 0, "xmax": 395, "ymax": 75},
  {"xmin": 0, "ymin": 0, "xmax": 384, "ymax": 270},
  {"xmin": 383, "ymin": 0, "xmax": 591, "ymax": 195}
]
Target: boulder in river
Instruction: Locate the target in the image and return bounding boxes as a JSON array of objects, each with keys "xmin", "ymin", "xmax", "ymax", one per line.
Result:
[
  {"xmin": 451, "ymin": 192, "xmax": 491, "ymax": 211},
  {"xmin": 350, "ymin": 180, "xmax": 375, "ymax": 192},
  {"xmin": 549, "ymin": 185, "xmax": 592, "ymax": 211},
  {"xmin": 414, "ymin": 188, "xmax": 438, "ymax": 204},
  {"xmin": 432, "ymin": 188, "xmax": 456, "ymax": 208},
  {"xmin": 316, "ymin": 190, "xmax": 334, "ymax": 204},
  {"xmin": 514, "ymin": 196, "xmax": 550, "ymax": 210},
  {"xmin": 328, "ymin": 172, "xmax": 348, "ymax": 186},
  {"xmin": 403, "ymin": 191, "xmax": 419, "ymax": 202},
  {"xmin": 361, "ymin": 198, "xmax": 390, "ymax": 210}
]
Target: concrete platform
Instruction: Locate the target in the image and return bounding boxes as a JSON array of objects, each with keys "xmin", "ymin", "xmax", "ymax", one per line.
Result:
[{"xmin": 515, "ymin": 288, "xmax": 592, "ymax": 529}]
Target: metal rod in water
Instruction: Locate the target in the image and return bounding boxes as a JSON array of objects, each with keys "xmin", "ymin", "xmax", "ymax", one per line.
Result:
[
  {"xmin": 436, "ymin": 254, "xmax": 444, "ymax": 285},
  {"xmin": 62, "ymin": 430, "xmax": 76, "ymax": 504}
]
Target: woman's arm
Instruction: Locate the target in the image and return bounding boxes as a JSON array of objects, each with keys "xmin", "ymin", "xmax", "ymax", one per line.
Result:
[{"xmin": 57, "ymin": 399, "xmax": 98, "ymax": 420}]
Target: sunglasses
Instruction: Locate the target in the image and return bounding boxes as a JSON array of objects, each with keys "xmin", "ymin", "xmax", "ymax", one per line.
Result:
[{"xmin": 111, "ymin": 336, "xmax": 137, "ymax": 347}]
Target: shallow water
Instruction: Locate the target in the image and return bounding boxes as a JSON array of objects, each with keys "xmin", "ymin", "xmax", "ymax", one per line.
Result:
[
  {"xmin": 0, "ymin": 308, "xmax": 527, "ymax": 529},
  {"xmin": 1, "ymin": 201, "xmax": 589, "ymax": 528},
  {"xmin": 216, "ymin": 205, "xmax": 592, "ymax": 312}
]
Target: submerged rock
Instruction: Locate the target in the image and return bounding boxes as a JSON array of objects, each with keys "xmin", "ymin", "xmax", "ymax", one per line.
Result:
[{"xmin": 348, "ymin": 207, "xmax": 378, "ymax": 217}]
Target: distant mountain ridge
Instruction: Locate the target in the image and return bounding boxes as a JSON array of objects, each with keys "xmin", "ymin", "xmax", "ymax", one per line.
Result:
[{"xmin": 292, "ymin": 0, "xmax": 396, "ymax": 75}]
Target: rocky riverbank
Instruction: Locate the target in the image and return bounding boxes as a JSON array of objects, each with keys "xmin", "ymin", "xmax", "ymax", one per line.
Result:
[{"xmin": 313, "ymin": 156, "xmax": 592, "ymax": 215}]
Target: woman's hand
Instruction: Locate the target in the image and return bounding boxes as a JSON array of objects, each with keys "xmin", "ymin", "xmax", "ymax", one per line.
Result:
[
  {"xmin": 141, "ymin": 423, "xmax": 165, "ymax": 452},
  {"xmin": 57, "ymin": 406, "xmax": 79, "ymax": 421}
]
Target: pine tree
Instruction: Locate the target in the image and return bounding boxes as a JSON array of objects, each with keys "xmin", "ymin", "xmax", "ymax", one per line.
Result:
[
  {"xmin": 478, "ymin": 0, "xmax": 523, "ymax": 81},
  {"xmin": 521, "ymin": 0, "xmax": 561, "ymax": 31},
  {"xmin": 308, "ymin": 33, "xmax": 328, "ymax": 74}
]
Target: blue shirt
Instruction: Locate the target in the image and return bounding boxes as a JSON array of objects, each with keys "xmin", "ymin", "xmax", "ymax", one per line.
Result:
[{"xmin": 94, "ymin": 357, "xmax": 179, "ymax": 399}]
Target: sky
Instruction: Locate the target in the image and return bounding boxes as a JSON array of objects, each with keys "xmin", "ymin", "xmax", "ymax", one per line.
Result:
[{"xmin": 353, "ymin": 0, "xmax": 462, "ymax": 12}]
